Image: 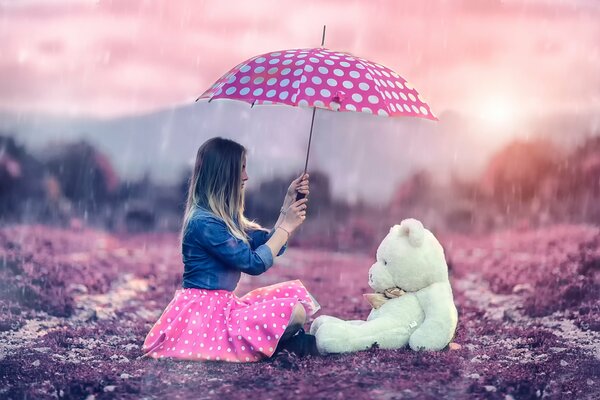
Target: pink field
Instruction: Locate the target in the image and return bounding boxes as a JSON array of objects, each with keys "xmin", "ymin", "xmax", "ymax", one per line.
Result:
[{"xmin": 0, "ymin": 224, "xmax": 599, "ymax": 399}]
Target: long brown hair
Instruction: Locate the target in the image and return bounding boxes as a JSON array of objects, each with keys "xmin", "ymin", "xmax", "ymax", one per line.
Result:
[{"xmin": 182, "ymin": 137, "xmax": 264, "ymax": 243}]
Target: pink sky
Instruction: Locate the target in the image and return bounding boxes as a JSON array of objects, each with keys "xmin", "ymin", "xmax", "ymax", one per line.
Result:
[{"xmin": 1, "ymin": 0, "xmax": 599, "ymax": 119}]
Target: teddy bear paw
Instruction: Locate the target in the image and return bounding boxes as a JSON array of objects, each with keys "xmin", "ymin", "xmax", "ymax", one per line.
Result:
[
  {"xmin": 314, "ymin": 322, "xmax": 354, "ymax": 354},
  {"xmin": 309, "ymin": 315, "xmax": 345, "ymax": 335}
]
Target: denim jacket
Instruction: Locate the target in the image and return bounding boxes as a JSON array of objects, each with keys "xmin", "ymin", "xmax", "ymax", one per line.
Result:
[{"xmin": 181, "ymin": 207, "xmax": 288, "ymax": 291}]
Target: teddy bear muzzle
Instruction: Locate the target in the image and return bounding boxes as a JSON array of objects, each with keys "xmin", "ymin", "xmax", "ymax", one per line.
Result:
[{"xmin": 368, "ymin": 263, "xmax": 395, "ymax": 292}]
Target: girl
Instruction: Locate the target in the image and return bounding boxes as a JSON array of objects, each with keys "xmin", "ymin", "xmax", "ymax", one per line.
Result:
[{"xmin": 141, "ymin": 137, "xmax": 320, "ymax": 362}]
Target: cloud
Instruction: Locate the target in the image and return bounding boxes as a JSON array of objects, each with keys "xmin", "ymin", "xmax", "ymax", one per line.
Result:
[{"xmin": 0, "ymin": 0, "xmax": 598, "ymax": 117}]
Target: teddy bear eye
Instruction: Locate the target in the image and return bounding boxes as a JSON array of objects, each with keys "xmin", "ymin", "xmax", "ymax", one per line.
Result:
[{"xmin": 383, "ymin": 260, "xmax": 388, "ymax": 266}]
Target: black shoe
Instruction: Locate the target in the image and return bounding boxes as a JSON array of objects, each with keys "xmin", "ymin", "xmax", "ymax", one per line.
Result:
[{"xmin": 274, "ymin": 328, "xmax": 320, "ymax": 357}]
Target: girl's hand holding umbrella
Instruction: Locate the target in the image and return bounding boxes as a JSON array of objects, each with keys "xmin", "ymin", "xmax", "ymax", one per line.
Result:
[
  {"xmin": 273, "ymin": 174, "xmax": 309, "ymax": 243},
  {"xmin": 285, "ymin": 173, "xmax": 309, "ymax": 203}
]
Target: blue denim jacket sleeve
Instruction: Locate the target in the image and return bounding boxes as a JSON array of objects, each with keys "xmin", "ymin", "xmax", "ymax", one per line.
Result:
[
  {"xmin": 194, "ymin": 217, "xmax": 274, "ymax": 275},
  {"xmin": 247, "ymin": 228, "xmax": 287, "ymax": 256}
]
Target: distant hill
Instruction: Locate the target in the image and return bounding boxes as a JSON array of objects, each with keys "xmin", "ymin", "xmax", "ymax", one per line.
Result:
[{"xmin": 1, "ymin": 103, "xmax": 597, "ymax": 206}]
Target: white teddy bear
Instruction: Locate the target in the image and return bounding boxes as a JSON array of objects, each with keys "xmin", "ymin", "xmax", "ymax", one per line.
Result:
[{"xmin": 310, "ymin": 218, "xmax": 458, "ymax": 353}]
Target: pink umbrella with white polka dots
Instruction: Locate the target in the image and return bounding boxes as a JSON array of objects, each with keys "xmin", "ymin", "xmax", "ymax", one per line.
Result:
[{"xmin": 197, "ymin": 27, "xmax": 437, "ymax": 200}]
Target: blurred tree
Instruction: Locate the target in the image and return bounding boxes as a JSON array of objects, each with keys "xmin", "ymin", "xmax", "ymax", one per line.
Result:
[
  {"xmin": 0, "ymin": 135, "xmax": 47, "ymax": 222},
  {"xmin": 389, "ymin": 170, "xmax": 433, "ymax": 213},
  {"xmin": 245, "ymin": 170, "xmax": 332, "ymax": 226},
  {"xmin": 479, "ymin": 139, "xmax": 561, "ymax": 207},
  {"xmin": 446, "ymin": 173, "xmax": 496, "ymax": 234},
  {"xmin": 178, "ymin": 168, "xmax": 192, "ymax": 207},
  {"xmin": 43, "ymin": 140, "xmax": 119, "ymax": 212},
  {"xmin": 553, "ymin": 136, "xmax": 600, "ymax": 223}
]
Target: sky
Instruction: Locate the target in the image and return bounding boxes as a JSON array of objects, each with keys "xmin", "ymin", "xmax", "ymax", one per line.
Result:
[{"xmin": 1, "ymin": 0, "xmax": 599, "ymax": 125}]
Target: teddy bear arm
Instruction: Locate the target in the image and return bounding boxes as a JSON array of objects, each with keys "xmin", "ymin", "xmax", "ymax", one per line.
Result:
[{"xmin": 410, "ymin": 283, "xmax": 458, "ymax": 351}]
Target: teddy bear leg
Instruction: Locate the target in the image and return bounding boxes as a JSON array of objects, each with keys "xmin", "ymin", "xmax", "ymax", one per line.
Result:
[
  {"xmin": 315, "ymin": 317, "xmax": 407, "ymax": 354},
  {"xmin": 309, "ymin": 315, "xmax": 347, "ymax": 335},
  {"xmin": 408, "ymin": 319, "xmax": 453, "ymax": 351},
  {"xmin": 346, "ymin": 320, "xmax": 367, "ymax": 326},
  {"xmin": 314, "ymin": 321, "xmax": 355, "ymax": 353}
]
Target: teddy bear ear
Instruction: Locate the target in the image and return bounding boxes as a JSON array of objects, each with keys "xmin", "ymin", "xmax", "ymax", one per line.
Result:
[{"xmin": 398, "ymin": 218, "xmax": 425, "ymax": 247}]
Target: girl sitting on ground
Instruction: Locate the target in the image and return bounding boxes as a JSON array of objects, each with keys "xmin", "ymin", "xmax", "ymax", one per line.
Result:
[{"xmin": 142, "ymin": 136, "xmax": 320, "ymax": 362}]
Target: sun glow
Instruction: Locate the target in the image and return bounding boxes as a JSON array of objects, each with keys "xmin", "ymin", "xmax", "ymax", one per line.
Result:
[{"xmin": 478, "ymin": 96, "xmax": 518, "ymax": 130}]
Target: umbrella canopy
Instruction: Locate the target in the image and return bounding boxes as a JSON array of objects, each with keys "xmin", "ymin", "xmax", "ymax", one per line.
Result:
[
  {"xmin": 197, "ymin": 33, "xmax": 438, "ymax": 201},
  {"xmin": 197, "ymin": 47, "xmax": 437, "ymax": 120}
]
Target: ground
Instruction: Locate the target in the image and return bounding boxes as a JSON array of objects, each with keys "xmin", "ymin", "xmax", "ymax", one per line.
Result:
[{"xmin": 0, "ymin": 224, "xmax": 599, "ymax": 399}]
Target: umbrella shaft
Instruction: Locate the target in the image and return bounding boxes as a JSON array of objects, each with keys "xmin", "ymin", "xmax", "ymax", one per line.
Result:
[
  {"xmin": 303, "ymin": 106, "xmax": 317, "ymax": 175},
  {"xmin": 296, "ymin": 106, "xmax": 317, "ymax": 202}
]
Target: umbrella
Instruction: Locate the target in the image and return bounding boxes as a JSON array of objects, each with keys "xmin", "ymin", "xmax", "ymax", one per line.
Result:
[{"xmin": 197, "ymin": 26, "xmax": 437, "ymax": 201}]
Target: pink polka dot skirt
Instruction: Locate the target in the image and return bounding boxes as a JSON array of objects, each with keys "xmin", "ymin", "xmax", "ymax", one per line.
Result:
[{"xmin": 141, "ymin": 280, "xmax": 320, "ymax": 362}]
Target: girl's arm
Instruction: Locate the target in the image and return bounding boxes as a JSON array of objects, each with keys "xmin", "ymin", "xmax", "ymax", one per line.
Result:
[
  {"xmin": 194, "ymin": 217, "xmax": 275, "ymax": 276},
  {"xmin": 248, "ymin": 228, "xmax": 288, "ymax": 256},
  {"xmin": 244, "ymin": 194, "xmax": 294, "ymax": 256},
  {"xmin": 263, "ymin": 177, "xmax": 308, "ymax": 258},
  {"xmin": 264, "ymin": 226, "xmax": 290, "ymax": 260},
  {"xmin": 270, "ymin": 196, "xmax": 294, "ymax": 234}
]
